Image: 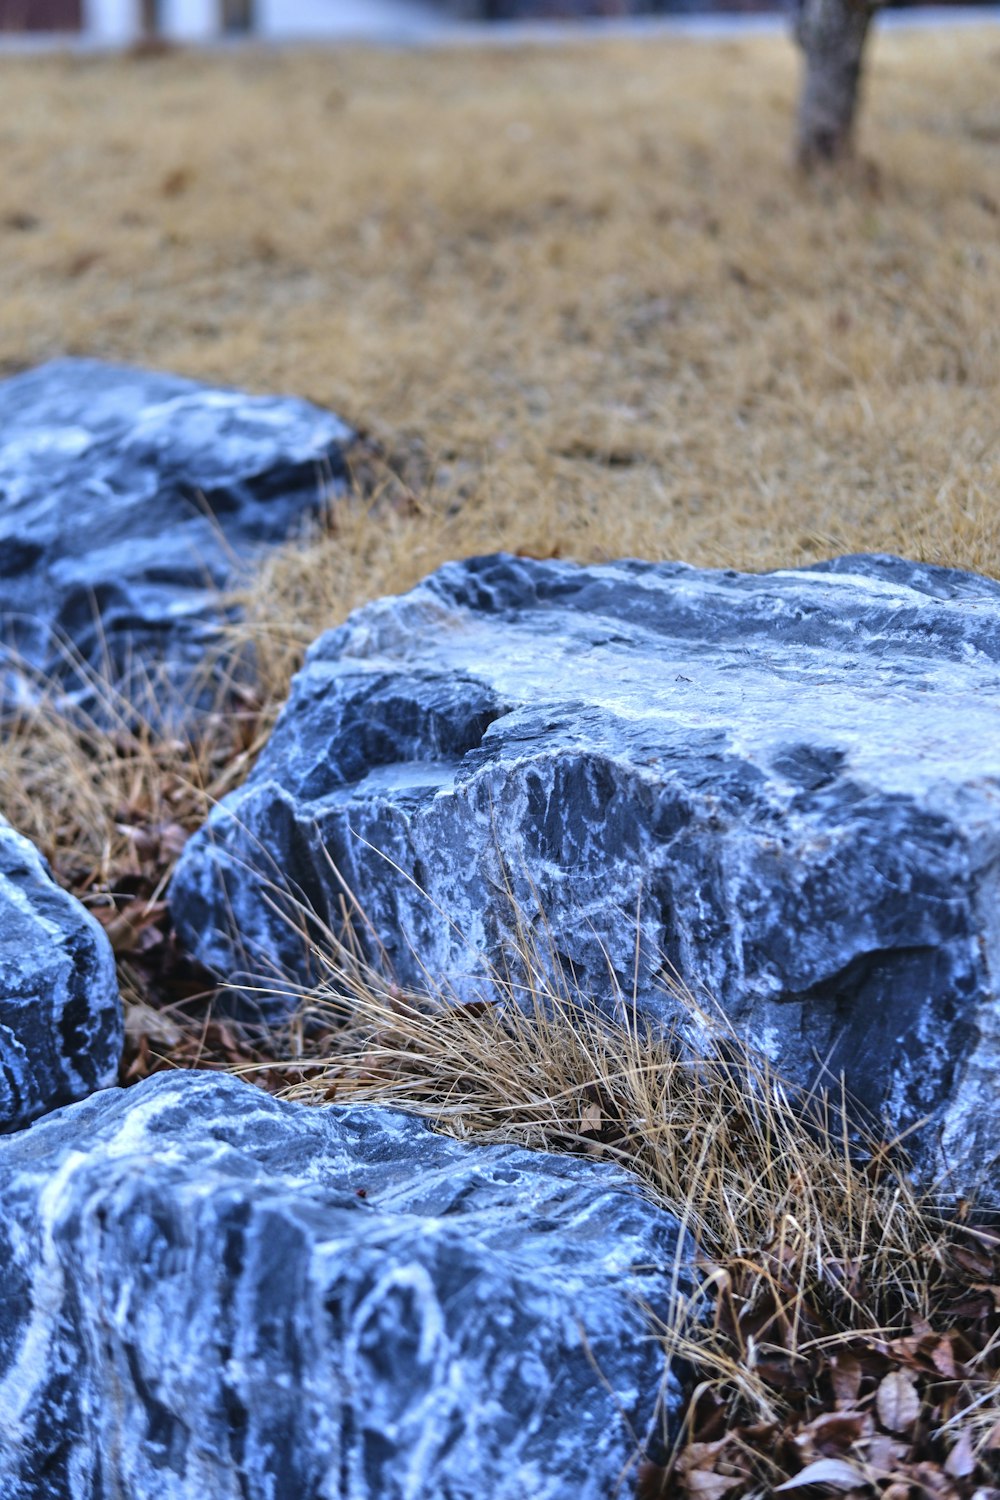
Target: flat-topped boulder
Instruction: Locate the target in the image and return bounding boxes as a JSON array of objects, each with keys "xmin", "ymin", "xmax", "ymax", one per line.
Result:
[
  {"xmin": 0, "ymin": 818, "xmax": 122, "ymax": 1130},
  {"xmin": 170, "ymin": 552, "xmax": 1000, "ymax": 1193},
  {"xmin": 0, "ymin": 358, "xmax": 352, "ymax": 724},
  {"xmin": 0, "ymin": 1069, "xmax": 694, "ymax": 1498}
]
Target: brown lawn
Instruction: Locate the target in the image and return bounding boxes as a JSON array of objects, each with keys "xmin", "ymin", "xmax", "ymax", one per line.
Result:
[{"xmin": 1, "ymin": 26, "xmax": 998, "ymax": 650}]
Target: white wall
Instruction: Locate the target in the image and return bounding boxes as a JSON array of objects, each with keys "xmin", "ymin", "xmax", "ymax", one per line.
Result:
[
  {"xmin": 84, "ymin": 0, "xmax": 220, "ymax": 39},
  {"xmin": 253, "ymin": 0, "xmax": 294, "ymax": 35},
  {"xmin": 84, "ymin": 0, "xmax": 140, "ymax": 41},
  {"xmin": 253, "ymin": 0, "xmax": 447, "ymax": 39},
  {"xmin": 160, "ymin": 0, "xmax": 218, "ymax": 39}
]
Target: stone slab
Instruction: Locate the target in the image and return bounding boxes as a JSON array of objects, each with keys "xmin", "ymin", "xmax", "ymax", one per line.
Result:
[
  {"xmin": 170, "ymin": 552, "xmax": 1000, "ymax": 1192},
  {"xmin": 0, "ymin": 358, "xmax": 352, "ymax": 724},
  {"xmin": 0, "ymin": 817, "xmax": 122, "ymax": 1130},
  {"xmin": 0, "ymin": 1069, "xmax": 694, "ymax": 1498}
]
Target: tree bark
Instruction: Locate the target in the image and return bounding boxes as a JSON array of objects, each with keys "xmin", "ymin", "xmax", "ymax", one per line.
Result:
[{"xmin": 794, "ymin": 0, "xmax": 877, "ymax": 169}]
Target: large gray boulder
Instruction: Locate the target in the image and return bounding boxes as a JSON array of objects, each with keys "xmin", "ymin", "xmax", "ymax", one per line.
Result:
[
  {"xmin": 0, "ymin": 358, "xmax": 352, "ymax": 724},
  {"xmin": 0, "ymin": 1069, "xmax": 694, "ymax": 1499},
  {"xmin": 0, "ymin": 818, "xmax": 122, "ymax": 1130},
  {"xmin": 171, "ymin": 552, "xmax": 1000, "ymax": 1194}
]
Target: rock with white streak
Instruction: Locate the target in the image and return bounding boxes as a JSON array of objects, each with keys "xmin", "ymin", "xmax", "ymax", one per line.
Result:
[
  {"xmin": 0, "ymin": 358, "xmax": 352, "ymax": 724},
  {"xmin": 0, "ymin": 817, "xmax": 122, "ymax": 1130},
  {"xmin": 0, "ymin": 1069, "xmax": 695, "ymax": 1498},
  {"xmin": 170, "ymin": 551, "xmax": 1000, "ymax": 1193}
]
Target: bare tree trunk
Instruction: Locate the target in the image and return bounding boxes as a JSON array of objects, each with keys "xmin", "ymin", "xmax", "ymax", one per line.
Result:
[{"xmin": 794, "ymin": 0, "xmax": 877, "ymax": 169}]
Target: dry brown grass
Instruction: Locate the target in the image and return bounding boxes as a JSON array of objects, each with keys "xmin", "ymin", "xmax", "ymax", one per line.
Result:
[
  {"xmin": 272, "ymin": 923, "xmax": 1000, "ymax": 1495},
  {"xmin": 1, "ymin": 26, "xmax": 999, "ymax": 659}
]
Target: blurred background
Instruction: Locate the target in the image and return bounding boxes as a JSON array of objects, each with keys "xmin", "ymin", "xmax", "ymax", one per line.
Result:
[{"xmin": 0, "ymin": 0, "xmax": 995, "ymax": 40}]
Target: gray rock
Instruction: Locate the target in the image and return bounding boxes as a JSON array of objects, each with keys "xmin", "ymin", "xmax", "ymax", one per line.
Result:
[
  {"xmin": 171, "ymin": 552, "xmax": 1000, "ymax": 1193},
  {"xmin": 0, "ymin": 358, "xmax": 352, "ymax": 724},
  {"xmin": 0, "ymin": 1068, "xmax": 694, "ymax": 1498},
  {"xmin": 0, "ymin": 818, "xmax": 122, "ymax": 1130}
]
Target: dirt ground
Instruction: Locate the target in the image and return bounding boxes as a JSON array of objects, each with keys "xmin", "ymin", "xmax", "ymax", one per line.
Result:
[{"xmin": 1, "ymin": 26, "xmax": 998, "ymax": 617}]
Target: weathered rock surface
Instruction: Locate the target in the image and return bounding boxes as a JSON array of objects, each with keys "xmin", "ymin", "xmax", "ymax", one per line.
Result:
[
  {"xmin": 0, "ymin": 358, "xmax": 352, "ymax": 723},
  {"xmin": 172, "ymin": 552, "xmax": 1000, "ymax": 1192},
  {"xmin": 0, "ymin": 818, "xmax": 122, "ymax": 1131},
  {"xmin": 0, "ymin": 1068, "xmax": 693, "ymax": 1498}
]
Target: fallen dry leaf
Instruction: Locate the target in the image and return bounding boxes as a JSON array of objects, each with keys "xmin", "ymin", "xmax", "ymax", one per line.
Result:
[
  {"xmin": 686, "ymin": 1472, "xmax": 742, "ymax": 1499},
  {"xmin": 123, "ymin": 1003, "xmax": 183, "ymax": 1049},
  {"xmin": 775, "ymin": 1457, "xmax": 868, "ymax": 1491},
  {"xmin": 795, "ymin": 1409, "xmax": 872, "ymax": 1458},
  {"xmin": 830, "ymin": 1353, "xmax": 864, "ymax": 1408},
  {"xmin": 943, "ymin": 1430, "xmax": 977, "ymax": 1480},
  {"xmin": 864, "ymin": 1433, "xmax": 910, "ymax": 1476},
  {"xmin": 877, "ymin": 1369, "xmax": 921, "ymax": 1437}
]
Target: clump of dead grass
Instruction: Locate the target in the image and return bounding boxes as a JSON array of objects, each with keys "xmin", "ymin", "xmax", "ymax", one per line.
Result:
[
  {"xmin": 262, "ymin": 917, "xmax": 1000, "ymax": 1499},
  {"xmin": 0, "ymin": 639, "xmax": 273, "ymax": 880},
  {"xmin": 0, "ymin": 658, "xmax": 273, "ymax": 1060}
]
